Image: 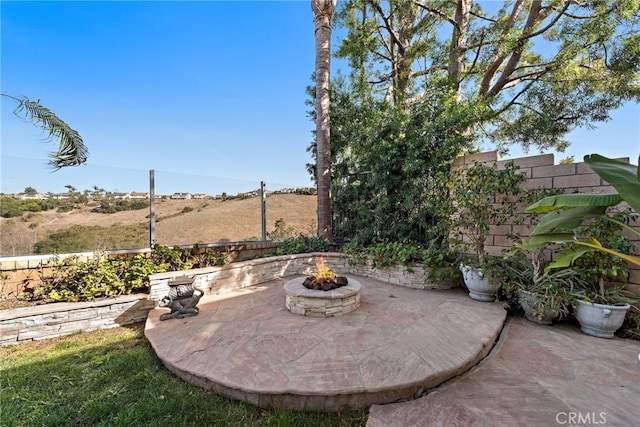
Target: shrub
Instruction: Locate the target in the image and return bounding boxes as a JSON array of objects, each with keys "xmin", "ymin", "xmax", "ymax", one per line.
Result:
[
  {"xmin": 150, "ymin": 244, "xmax": 229, "ymax": 271},
  {"xmin": 342, "ymin": 240, "xmax": 461, "ymax": 284},
  {"xmin": 271, "ymin": 218, "xmax": 295, "ymax": 239},
  {"xmin": 37, "ymin": 254, "xmax": 167, "ymax": 302},
  {"xmin": 31, "ymin": 245, "xmax": 229, "ymax": 303},
  {"xmin": 271, "ymin": 235, "xmax": 329, "ymax": 256}
]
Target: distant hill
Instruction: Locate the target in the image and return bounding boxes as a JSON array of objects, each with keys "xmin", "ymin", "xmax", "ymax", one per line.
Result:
[{"xmin": 0, "ymin": 194, "xmax": 317, "ymax": 257}]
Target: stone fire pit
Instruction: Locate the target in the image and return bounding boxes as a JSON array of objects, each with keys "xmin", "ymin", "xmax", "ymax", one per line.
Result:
[{"xmin": 284, "ymin": 276, "xmax": 361, "ymax": 317}]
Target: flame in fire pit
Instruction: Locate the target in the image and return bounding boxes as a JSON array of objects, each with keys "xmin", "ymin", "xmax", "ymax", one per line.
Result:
[
  {"xmin": 313, "ymin": 257, "xmax": 337, "ymax": 283},
  {"xmin": 303, "ymin": 257, "xmax": 349, "ymax": 291}
]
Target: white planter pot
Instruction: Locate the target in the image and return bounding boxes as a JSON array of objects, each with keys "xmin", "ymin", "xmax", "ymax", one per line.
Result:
[
  {"xmin": 460, "ymin": 264, "xmax": 496, "ymax": 302},
  {"xmin": 575, "ymin": 300, "xmax": 630, "ymax": 339}
]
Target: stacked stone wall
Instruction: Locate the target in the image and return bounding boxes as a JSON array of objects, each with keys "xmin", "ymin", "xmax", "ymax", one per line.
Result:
[
  {"xmin": 0, "ymin": 294, "xmax": 154, "ymax": 346},
  {"xmin": 1, "ymin": 252, "xmax": 454, "ymax": 346}
]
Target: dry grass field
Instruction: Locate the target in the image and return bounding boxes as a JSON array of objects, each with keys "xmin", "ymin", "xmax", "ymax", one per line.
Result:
[{"xmin": 0, "ymin": 194, "xmax": 317, "ymax": 256}]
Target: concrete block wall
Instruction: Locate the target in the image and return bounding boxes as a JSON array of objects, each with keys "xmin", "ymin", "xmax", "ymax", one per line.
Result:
[{"xmin": 454, "ymin": 151, "xmax": 640, "ymax": 293}]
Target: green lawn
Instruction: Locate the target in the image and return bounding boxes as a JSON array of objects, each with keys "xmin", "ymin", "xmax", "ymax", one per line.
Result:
[{"xmin": 0, "ymin": 324, "xmax": 367, "ymax": 426}]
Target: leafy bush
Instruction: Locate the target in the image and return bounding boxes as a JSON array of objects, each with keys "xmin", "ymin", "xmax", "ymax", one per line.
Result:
[
  {"xmin": 270, "ymin": 235, "xmax": 329, "ymax": 256},
  {"xmin": 0, "ymin": 196, "xmax": 62, "ymax": 218},
  {"xmin": 341, "ymin": 240, "xmax": 462, "ymax": 285},
  {"xmin": 94, "ymin": 198, "xmax": 149, "ymax": 213},
  {"xmin": 150, "ymin": 244, "xmax": 229, "ymax": 271},
  {"xmin": 270, "ymin": 218, "xmax": 295, "ymax": 239},
  {"xmin": 344, "ymin": 240, "xmax": 457, "ymax": 268},
  {"xmin": 572, "ymin": 209, "xmax": 637, "ymax": 296},
  {"xmin": 30, "ymin": 245, "xmax": 229, "ymax": 302},
  {"xmin": 37, "ymin": 254, "xmax": 167, "ymax": 302}
]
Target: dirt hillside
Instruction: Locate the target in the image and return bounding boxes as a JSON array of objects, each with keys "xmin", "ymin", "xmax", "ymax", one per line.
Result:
[{"xmin": 0, "ymin": 194, "xmax": 317, "ymax": 256}]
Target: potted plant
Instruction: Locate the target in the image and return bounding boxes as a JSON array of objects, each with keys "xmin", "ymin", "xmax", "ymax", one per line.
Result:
[
  {"xmin": 448, "ymin": 161, "xmax": 526, "ymax": 301},
  {"xmin": 505, "ymin": 246, "xmax": 586, "ymax": 325},
  {"xmin": 569, "ymin": 211, "xmax": 636, "ymax": 337},
  {"xmin": 522, "ymin": 154, "xmax": 640, "ymax": 338}
]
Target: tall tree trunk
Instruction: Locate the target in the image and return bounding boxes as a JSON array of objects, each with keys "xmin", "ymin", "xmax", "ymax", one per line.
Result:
[
  {"xmin": 448, "ymin": 0, "xmax": 472, "ymax": 103},
  {"xmin": 312, "ymin": 0, "xmax": 336, "ymax": 244}
]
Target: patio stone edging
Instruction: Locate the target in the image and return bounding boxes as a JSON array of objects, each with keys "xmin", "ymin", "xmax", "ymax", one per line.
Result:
[{"xmin": 1, "ymin": 252, "xmax": 456, "ymax": 346}]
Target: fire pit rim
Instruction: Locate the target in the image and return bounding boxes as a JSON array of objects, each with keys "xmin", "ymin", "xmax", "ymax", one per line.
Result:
[{"xmin": 284, "ymin": 276, "xmax": 361, "ymax": 299}]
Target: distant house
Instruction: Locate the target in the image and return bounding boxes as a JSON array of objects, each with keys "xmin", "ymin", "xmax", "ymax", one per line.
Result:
[
  {"xmin": 191, "ymin": 193, "xmax": 208, "ymax": 199},
  {"xmin": 112, "ymin": 192, "xmax": 131, "ymax": 200},
  {"xmin": 14, "ymin": 192, "xmax": 47, "ymax": 200},
  {"xmin": 130, "ymin": 192, "xmax": 149, "ymax": 199},
  {"xmin": 170, "ymin": 192, "xmax": 192, "ymax": 200}
]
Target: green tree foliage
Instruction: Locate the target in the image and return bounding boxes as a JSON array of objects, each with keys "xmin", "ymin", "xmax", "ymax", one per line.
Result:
[
  {"xmin": 308, "ymin": 0, "xmax": 639, "ymax": 245},
  {"xmin": 94, "ymin": 198, "xmax": 149, "ymax": 213},
  {"xmin": 334, "ymin": 0, "xmax": 640, "ymax": 153},
  {"xmin": 0, "ymin": 196, "xmax": 61, "ymax": 218},
  {"xmin": 312, "ymin": 77, "xmax": 484, "ymax": 245}
]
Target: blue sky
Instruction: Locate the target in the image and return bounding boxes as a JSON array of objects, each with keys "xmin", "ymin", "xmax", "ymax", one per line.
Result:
[{"xmin": 1, "ymin": 1, "xmax": 639, "ymax": 196}]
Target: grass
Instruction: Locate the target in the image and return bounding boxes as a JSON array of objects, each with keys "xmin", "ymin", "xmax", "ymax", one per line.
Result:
[{"xmin": 0, "ymin": 324, "xmax": 367, "ymax": 426}]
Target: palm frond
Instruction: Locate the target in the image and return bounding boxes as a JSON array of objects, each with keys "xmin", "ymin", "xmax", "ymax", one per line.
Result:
[{"xmin": 2, "ymin": 94, "xmax": 88, "ymax": 169}]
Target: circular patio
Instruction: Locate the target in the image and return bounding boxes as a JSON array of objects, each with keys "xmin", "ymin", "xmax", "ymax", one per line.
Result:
[{"xmin": 144, "ymin": 275, "xmax": 506, "ymax": 411}]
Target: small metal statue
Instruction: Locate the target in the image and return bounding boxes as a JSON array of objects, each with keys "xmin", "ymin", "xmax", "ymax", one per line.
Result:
[{"xmin": 159, "ymin": 276, "xmax": 204, "ymax": 321}]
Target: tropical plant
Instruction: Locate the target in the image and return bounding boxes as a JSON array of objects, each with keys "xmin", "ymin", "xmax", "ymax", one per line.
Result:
[
  {"xmin": 516, "ymin": 264, "xmax": 587, "ymax": 322},
  {"xmin": 571, "ymin": 210, "xmax": 637, "ymax": 304},
  {"xmin": 522, "ymin": 154, "xmax": 640, "ymax": 272},
  {"xmin": 2, "ymin": 94, "xmax": 88, "ymax": 169}
]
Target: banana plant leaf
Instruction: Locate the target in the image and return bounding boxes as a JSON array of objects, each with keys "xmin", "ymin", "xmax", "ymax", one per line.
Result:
[
  {"xmin": 526, "ymin": 193, "xmax": 622, "ymax": 214},
  {"xmin": 546, "ymin": 238, "xmax": 640, "ymax": 273},
  {"xmin": 584, "ymin": 154, "xmax": 640, "ymax": 213},
  {"xmin": 505, "ymin": 233, "xmax": 575, "ymax": 256},
  {"xmin": 530, "ymin": 206, "xmax": 608, "ymax": 235},
  {"xmin": 514, "ymin": 153, "xmax": 640, "ymax": 276}
]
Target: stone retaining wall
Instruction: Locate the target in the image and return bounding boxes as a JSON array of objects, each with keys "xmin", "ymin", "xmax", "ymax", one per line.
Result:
[
  {"xmin": 148, "ymin": 252, "xmax": 458, "ymax": 301},
  {"xmin": 1, "ymin": 252, "xmax": 456, "ymax": 346},
  {"xmin": 0, "ymin": 294, "xmax": 155, "ymax": 346}
]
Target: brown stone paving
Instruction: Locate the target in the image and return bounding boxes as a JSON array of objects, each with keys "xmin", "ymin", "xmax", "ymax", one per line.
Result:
[
  {"xmin": 367, "ymin": 316, "xmax": 640, "ymax": 427},
  {"xmin": 145, "ymin": 275, "xmax": 506, "ymax": 412}
]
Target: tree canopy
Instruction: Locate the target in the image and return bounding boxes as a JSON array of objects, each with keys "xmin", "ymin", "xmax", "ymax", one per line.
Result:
[
  {"xmin": 307, "ymin": 0, "xmax": 639, "ymax": 245},
  {"xmin": 335, "ymin": 0, "xmax": 640, "ymax": 153}
]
